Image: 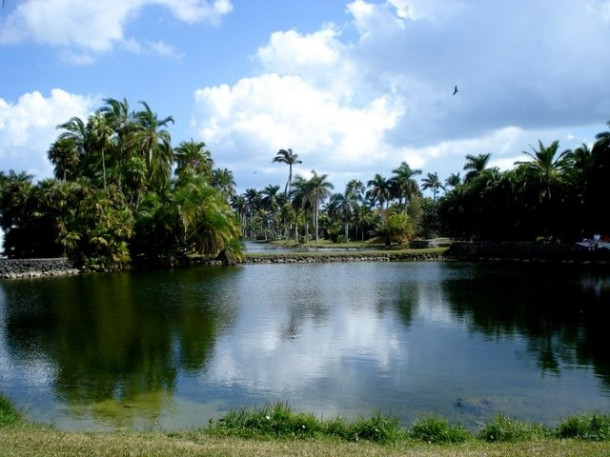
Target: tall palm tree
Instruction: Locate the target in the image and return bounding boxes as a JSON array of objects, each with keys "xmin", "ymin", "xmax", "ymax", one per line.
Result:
[
  {"xmin": 87, "ymin": 112, "xmax": 113, "ymax": 190},
  {"xmin": 463, "ymin": 153, "xmax": 491, "ymax": 182},
  {"xmin": 328, "ymin": 189, "xmax": 358, "ymax": 241},
  {"xmin": 132, "ymin": 101, "xmax": 174, "ymax": 190},
  {"xmin": 306, "ymin": 170, "xmax": 334, "ymax": 244},
  {"xmin": 99, "ymin": 97, "xmax": 134, "ymax": 189},
  {"xmin": 272, "ymin": 148, "xmax": 302, "ymax": 196},
  {"xmin": 391, "ymin": 161, "xmax": 421, "ymax": 214},
  {"xmin": 261, "ymin": 184, "xmax": 282, "ymax": 238},
  {"xmin": 421, "ymin": 172, "xmax": 444, "ymax": 200},
  {"xmin": 366, "ymin": 174, "xmax": 393, "ymax": 211}
]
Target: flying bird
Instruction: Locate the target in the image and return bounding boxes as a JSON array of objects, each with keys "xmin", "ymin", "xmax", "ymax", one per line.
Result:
[{"xmin": 453, "ymin": 85, "xmax": 458, "ymax": 95}]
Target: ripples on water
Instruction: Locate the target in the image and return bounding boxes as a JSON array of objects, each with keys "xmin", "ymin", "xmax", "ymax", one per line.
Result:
[{"xmin": 0, "ymin": 261, "xmax": 609, "ymax": 431}]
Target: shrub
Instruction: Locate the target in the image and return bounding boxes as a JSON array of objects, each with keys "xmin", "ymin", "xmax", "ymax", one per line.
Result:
[
  {"xmin": 348, "ymin": 413, "xmax": 404, "ymax": 443},
  {"xmin": 0, "ymin": 394, "xmax": 21, "ymax": 427},
  {"xmin": 410, "ymin": 415, "xmax": 471, "ymax": 443},
  {"xmin": 556, "ymin": 413, "xmax": 610, "ymax": 441},
  {"xmin": 478, "ymin": 415, "xmax": 550, "ymax": 442},
  {"xmin": 210, "ymin": 403, "xmax": 322, "ymax": 439}
]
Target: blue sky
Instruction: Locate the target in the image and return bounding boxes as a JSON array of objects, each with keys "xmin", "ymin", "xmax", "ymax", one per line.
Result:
[{"xmin": 1, "ymin": 0, "xmax": 609, "ymax": 195}]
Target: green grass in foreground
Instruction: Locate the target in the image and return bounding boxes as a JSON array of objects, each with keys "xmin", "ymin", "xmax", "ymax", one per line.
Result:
[
  {"xmin": 205, "ymin": 403, "xmax": 610, "ymax": 443},
  {"xmin": 2, "ymin": 398, "xmax": 609, "ymax": 456}
]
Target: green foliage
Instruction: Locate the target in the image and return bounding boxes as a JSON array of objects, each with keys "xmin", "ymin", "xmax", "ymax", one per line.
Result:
[
  {"xmin": 556, "ymin": 413, "xmax": 610, "ymax": 441},
  {"xmin": 208, "ymin": 404, "xmax": 403, "ymax": 443},
  {"xmin": 0, "ymin": 98, "xmax": 243, "ymax": 269},
  {"xmin": 0, "ymin": 394, "xmax": 21, "ymax": 427},
  {"xmin": 375, "ymin": 212, "xmax": 413, "ymax": 247},
  {"xmin": 348, "ymin": 413, "xmax": 404, "ymax": 443},
  {"xmin": 477, "ymin": 415, "xmax": 550, "ymax": 442},
  {"xmin": 409, "ymin": 415, "xmax": 471, "ymax": 443},
  {"xmin": 209, "ymin": 403, "xmax": 323, "ymax": 439}
]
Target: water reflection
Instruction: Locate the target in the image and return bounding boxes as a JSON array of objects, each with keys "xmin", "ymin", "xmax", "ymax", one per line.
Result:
[
  {"xmin": 0, "ymin": 262, "xmax": 608, "ymax": 431},
  {"xmin": 440, "ymin": 263, "xmax": 610, "ymax": 387}
]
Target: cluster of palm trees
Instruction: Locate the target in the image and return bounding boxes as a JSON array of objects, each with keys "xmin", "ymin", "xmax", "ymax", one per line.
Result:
[
  {"xmin": 439, "ymin": 122, "xmax": 610, "ymax": 242},
  {"xmin": 231, "ymin": 150, "xmax": 432, "ymax": 245},
  {"xmin": 2, "ymin": 96, "xmax": 608, "ymax": 266},
  {"xmin": 0, "ymin": 98, "xmax": 242, "ymax": 269},
  {"xmin": 233, "ymin": 120, "xmax": 610, "ymax": 246}
]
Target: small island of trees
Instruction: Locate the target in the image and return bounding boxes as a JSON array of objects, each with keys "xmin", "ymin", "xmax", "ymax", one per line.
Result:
[{"xmin": 0, "ymin": 97, "xmax": 609, "ymax": 270}]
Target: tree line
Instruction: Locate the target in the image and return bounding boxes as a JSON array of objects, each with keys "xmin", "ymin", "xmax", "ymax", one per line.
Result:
[
  {"xmin": 233, "ymin": 121, "xmax": 610, "ymax": 247},
  {"xmin": 1, "ymin": 97, "xmax": 609, "ymax": 269},
  {"xmin": 0, "ymin": 98, "xmax": 242, "ymax": 270}
]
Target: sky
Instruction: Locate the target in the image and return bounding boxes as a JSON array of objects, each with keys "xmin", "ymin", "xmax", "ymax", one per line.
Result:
[{"xmin": 1, "ymin": 0, "xmax": 609, "ymax": 196}]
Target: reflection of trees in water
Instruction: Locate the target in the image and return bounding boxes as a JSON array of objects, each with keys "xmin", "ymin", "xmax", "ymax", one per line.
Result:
[
  {"xmin": 3, "ymin": 267, "xmax": 237, "ymax": 406},
  {"xmin": 440, "ymin": 264, "xmax": 610, "ymax": 389}
]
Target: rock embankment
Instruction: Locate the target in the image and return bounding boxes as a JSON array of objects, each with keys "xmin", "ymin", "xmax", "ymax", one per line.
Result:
[
  {"xmin": 242, "ymin": 251, "xmax": 445, "ymax": 264},
  {"xmin": 0, "ymin": 258, "xmax": 80, "ymax": 279}
]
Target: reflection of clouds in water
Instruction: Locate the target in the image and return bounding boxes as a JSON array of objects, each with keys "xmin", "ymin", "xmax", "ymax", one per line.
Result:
[{"xmin": 205, "ymin": 264, "xmax": 409, "ymax": 395}]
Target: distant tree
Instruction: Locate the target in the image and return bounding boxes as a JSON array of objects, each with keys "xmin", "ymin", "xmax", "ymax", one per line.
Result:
[
  {"xmin": 421, "ymin": 172, "xmax": 444, "ymax": 200},
  {"xmin": 391, "ymin": 161, "xmax": 421, "ymax": 214},
  {"xmin": 272, "ymin": 148, "xmax": 302, "ymax": 196},
  {"xmin": 367, "ymin": 174, "xmax": 393, "ymax": 211},
  {"xmin": 463, "ymin": 153, "xmax": 491, "ymax": 182},
  {"xmin": 307, "ymin": 170, "xmax": 334, "ymax": 244}
]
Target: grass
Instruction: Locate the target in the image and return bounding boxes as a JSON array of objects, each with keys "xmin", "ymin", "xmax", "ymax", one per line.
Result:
[
  {"xmin": 0, "ymin": 394, "xmax": 21, "ymax": 427},
  {"xmin": 1, "ymin": 398, "xmax": 609, "ymax": 456}
]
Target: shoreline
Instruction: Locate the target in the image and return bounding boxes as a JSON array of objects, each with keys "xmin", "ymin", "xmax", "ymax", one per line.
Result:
[{"xmin": 2, "ymin": 241, "xmax": 609, "ymax": 280}]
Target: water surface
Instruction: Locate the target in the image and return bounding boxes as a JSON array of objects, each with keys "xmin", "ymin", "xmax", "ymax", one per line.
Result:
[{"xmin": 0, "ymin": 261, "xmax": 608, "ymax": 431}]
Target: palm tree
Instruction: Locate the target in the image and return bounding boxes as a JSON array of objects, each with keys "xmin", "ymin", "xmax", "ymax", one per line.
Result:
[
  {"xmin": 328, "ymin": 189, "xmax": 357, "ymax": 241},
  {"xmin": 99, "ymin": 97, "xmax": 135, "ymax": 190},
  {"xmin": 445, "ymin": 173, "xmax": 461, "ymax": 189},
  {"xmin": 366, "ymin": 174, "xmax": 393, "ymax": 212},
  {"xmin": 132, "ymin": 101, "xmax": 174, "ymax": 190},
  {"xmin": 47, "ymin": 137, "xmax": 80, "ymax": 182},
  {"xmin": 261, "ymin": 184, "xmax": 282, "ymax": 238},
  {"xmin": 421, "ymin": 172, "xmax": 444, "ymax": 200},
  {"xmin": 306, "ymin": 170, "xmax": 334, "ymax": 244},
  {"xmin": 345, "ymin": 179, "xmax": 365, "ymax": 200},
  {"xmin": 463, "ymin": 153, "xmax": 491, "ymax": 182},
  {"xmin": 391, "ymin": 162, "xmax": 421, "ymax": 214},
  {"xmin": 87, "ymin": 112, "xmax": 113, "ymax": 190},
  {"xmin": 515, "ymin": 140, "xmax": 569, "ymax": 201},
  {"xmin": 272, "ymin": 148, "xmax": 302, "ymax": 196},
  {"xmin": 174, "ymin": 140, "xmax": 213, "ymax": 178},
  {"xmin": 211, "ymin": 168, "xmax": 236, "ymax": 197}
]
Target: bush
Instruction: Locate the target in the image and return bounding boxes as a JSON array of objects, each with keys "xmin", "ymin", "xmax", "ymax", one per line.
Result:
[
  {"xmin": 410, "ymin": 415, "xmax": 471, "ymax": 443},
  {"xmin": 478, "ymin": 415, "xmax": 550, "ymax": 442},
  {"xmin": 210, "ymin": 403, "xmax": 322, "ymax": 439},
  {"xmin": 556, "ymin": 413, "xmax": 610, "ymax": 441},
  {"xmin": 348, "ymin": 413, "xmax": 404, "ymax": 443},
  {"xmin": 0, "ymin": 394, "xmax": 21, "ymax": 427}
]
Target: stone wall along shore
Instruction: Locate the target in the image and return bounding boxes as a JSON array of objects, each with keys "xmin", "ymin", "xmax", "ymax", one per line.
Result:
[{"xmin": 0, "ymin": 258, "xmax": 80, "ymax": 280}]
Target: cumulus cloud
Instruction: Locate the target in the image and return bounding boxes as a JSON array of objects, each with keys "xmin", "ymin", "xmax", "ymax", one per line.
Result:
[
  {"xmin": 190, "ymin": 0, "xmax": 610, "ymax": 193},
  {"xmin": 0, "ymin": 0, "xmax": 232, "ymax": 59},
  {"xmin": 0, "ymin": 90, "xmax": 99, "ymax": 179}
]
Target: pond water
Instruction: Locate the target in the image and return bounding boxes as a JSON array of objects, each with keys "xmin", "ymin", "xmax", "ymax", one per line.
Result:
[{"xmin": 0, "ymin": 261, "xmax": 609, "ymax": 431}]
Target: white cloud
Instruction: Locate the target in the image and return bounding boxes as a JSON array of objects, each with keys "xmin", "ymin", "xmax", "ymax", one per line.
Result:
[
  {"xmin": 193, "ymin": 72, "xmax": 403, "ymax": 190},
  {"xmin": 0, "ymin": 0, "xmax": 232, "ymax": 58},
  {"xmin": 0, "ymin": 90, "xmax": 99, "ymax": 179}
]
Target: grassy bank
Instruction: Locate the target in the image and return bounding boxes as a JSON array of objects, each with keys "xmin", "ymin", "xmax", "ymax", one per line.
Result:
[{"xmin": 2, "ymin": 400, "xmax": 609, "ymax": 456}]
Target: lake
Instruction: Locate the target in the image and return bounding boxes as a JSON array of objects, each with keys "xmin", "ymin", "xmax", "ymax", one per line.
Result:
[{"xmin": 0, "ymin": 261, "xmax": 609, "ymax": 431}]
